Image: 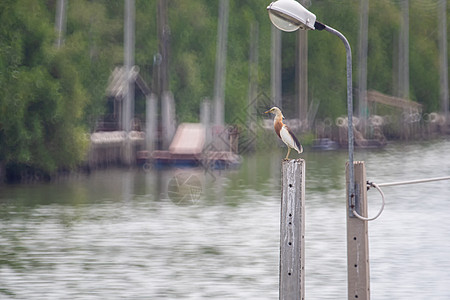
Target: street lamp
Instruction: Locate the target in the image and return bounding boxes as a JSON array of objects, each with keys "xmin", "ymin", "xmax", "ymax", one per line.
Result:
[
  {"xmin": 268, "ymin": 0, "xmax": 316, "ymax": 31},
  {"xmin": 267, "ymin": 0, "xmax": 356, "ymax": 216}
]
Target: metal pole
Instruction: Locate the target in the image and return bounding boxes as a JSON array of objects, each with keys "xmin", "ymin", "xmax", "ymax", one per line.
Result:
[
  {"xmin": 324, "ymin": 24, "xmax": 369, "ymax": 299},
  {"xmin": 323, "ymin": 25, "xmax": 355, "ymax": 216},
  {"xmin": 271, "ymin": 25, "xmax": 282, "ymax": 109},
  {"xmin": 297, "ymin": 29, "xmax": 308, "ymax": 129}
]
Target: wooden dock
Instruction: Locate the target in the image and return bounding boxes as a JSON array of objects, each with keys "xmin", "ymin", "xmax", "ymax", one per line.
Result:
[
  {"xmin": 147, "ymin": 123, "xmax": 241, "ymax": 169},
  {"xmin": 88, "ymin": 130, "xmax": 145, "ymax": 167}
]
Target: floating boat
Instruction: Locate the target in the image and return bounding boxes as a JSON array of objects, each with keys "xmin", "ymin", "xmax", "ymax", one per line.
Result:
[{"xmin": 138, "ymin": 123, "xmax": 242, "ymax": 170}]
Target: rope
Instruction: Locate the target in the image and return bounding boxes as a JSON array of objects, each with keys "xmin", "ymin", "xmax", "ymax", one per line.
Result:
[
  {"xmin": 352, "ymin": 182, "xmax": 385, "ymax": 222},
  {"xmin": 377, "ymin": 176, "xmax": 450, "ymax": 187}
]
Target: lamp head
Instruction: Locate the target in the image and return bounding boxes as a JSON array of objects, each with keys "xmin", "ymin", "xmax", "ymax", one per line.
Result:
[{"xmin": 267, "ymin": 0, "xmax": 316, "ymax": 32}]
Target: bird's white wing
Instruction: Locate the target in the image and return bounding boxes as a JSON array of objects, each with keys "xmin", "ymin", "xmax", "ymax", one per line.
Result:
[{"xmin": 280, "ymin": 125, "xmax": 303, "ymax": 153}]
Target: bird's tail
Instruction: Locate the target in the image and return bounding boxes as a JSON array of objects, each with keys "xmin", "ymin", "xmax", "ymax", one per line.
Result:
[{"xmin": 291, "ymin": 133, "xmax": 303, "ymax": 154}]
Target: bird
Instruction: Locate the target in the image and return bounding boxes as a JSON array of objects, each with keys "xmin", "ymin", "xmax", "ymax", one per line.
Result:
[{"xmin": 265, "ymin": 107, "xmax": 303, "ymax": 160}]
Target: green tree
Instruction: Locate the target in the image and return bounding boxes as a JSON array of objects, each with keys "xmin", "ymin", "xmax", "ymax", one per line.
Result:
[
  {"xmin": 0, "ymin": 0, "xmax": 89, "ymax": 177},
  {"xmin": 0, "ymin": 0, "xmax": 448, "ymax": 180}
]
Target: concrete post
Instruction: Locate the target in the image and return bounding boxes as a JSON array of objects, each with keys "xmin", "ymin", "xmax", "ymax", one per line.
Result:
[
  {"xmin": 280, "ymin": 159, "xmax": 306, "ymax": 300},
  {"xmin": 346, "ymin": 161, "xmax": 370, "ymax": 300}
]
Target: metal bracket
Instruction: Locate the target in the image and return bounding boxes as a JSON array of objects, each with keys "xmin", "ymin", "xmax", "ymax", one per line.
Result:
[{"xmin": 349, "ymin": 183, "xmax": 360, "ymax": 218}]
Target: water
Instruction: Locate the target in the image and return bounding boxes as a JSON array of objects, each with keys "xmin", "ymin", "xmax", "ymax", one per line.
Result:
[{"xmin": 1, "ymin": 139, "xmax": 449, "ymax": 299}]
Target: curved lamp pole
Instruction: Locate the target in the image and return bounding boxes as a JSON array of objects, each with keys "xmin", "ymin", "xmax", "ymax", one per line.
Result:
[{"xmin": 267, "ymin": 0, "xmax": 355, "ymax": 214}]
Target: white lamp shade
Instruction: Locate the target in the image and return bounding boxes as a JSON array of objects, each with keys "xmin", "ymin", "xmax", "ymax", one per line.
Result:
[{"xmin": 267, "ymin": 0, "xmax": 316, "ymax": 31}]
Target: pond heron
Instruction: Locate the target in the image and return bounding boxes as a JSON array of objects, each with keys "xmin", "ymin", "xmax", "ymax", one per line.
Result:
[{"xmin": 265, "ymin": 107, "xmax": 303, "ymax": 159}]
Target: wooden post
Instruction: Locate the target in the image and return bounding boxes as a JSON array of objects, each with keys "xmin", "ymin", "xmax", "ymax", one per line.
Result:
[
  {"xmin": 213, "ymin": 0, "xmax": 229, "ymax": 127},
  {"xmin": 54, "ymin": 0, "xmax": 67, "ymax": 49},
  {"xmin": 358, "ymin": 0, "xmax": 369, "ymax": 120},
  {"xmin": 157, "ymin": 0, "xmax": 170, "ymax": 94},
  {"xmin": 122, "ymin": 0, "xmax": 135, "ymax": 166},
  {"xmin": 346, "ymin": 161, "xmax": 370, "ymax": 300},
  {"xmin": 280, "ymin": 159, "xmax": 305, "ymax": 300},
  {"xmin": 398, "ymin": 0, "xmax": 409, "ymax": 100},
  {"xmin": 438, "ymin": 0, "xmax": 449, "ymax": 122},
  {"xmin": 145, "ymin": 93, "xmax": 157, "ymax": 152},
  {"xmin": 247, "ymin": 22, "xmax": 259, "ymax": 127}
]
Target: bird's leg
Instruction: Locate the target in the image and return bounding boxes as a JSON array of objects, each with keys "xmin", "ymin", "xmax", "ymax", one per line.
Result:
[{"xmin": 285, "ymin": 148, "xmax": 291, "ymax": 160}]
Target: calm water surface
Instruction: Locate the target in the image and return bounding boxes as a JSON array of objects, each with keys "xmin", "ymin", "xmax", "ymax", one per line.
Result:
[{"xmin": 1, "ymin": 139, "xmax": 450, "ymax": 299}]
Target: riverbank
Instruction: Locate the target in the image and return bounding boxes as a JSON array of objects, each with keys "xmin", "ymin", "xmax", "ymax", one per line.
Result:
[{"xmin": 1, "ymin": 121, "xmax": 449, "ymax": 185}]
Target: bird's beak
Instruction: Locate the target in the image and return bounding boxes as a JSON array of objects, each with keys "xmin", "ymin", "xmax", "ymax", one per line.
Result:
[{"xmin": 264, "ymin": 110, "xmax": 271, "ymax": 114}]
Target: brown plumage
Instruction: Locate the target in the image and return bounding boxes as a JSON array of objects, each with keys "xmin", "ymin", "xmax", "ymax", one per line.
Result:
[
  {"xmin": 265, "ymin": 107, "xmax": 303, "ymax": 159},
  {"xmin": 274, "ymin": 119, "xmax": 283, "ymax": 139}
]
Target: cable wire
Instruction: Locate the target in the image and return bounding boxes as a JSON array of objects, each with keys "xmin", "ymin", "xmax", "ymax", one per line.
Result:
[
  {"xmin": 352, "ymin": 175, "xmax": 450, "ymax": 222},
  {"xmin": 377, "ymin": 176, "xmax": 450, "ymax": 187},
  {"xmin": 352, "ymin": 182, "xmax": 385, "ymax": 222}
]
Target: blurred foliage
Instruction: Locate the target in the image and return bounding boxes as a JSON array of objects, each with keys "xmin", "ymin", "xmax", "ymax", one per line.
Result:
[
  {"xmin": 0, "ymin": 0, "xmax": 88, "ymax": 175},
  {"xmin": 0, "ymin": 0, "xmax": 448, "ymax": 175}
]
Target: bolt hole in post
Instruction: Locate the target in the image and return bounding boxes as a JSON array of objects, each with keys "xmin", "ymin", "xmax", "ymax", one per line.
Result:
[{"xmin": 280, "ymin": 159, "xmax": 305, "ymax": 299}]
